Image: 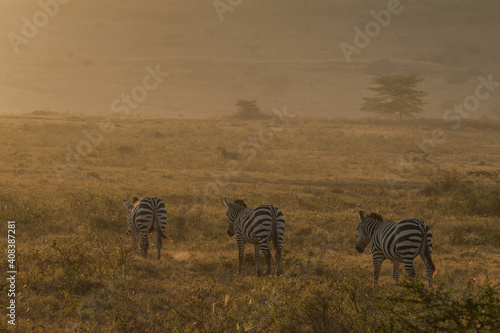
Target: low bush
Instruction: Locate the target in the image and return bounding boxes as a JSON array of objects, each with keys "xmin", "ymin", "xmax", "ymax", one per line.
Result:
[{"xmin": 377, "ymin": 281, "xmax": 500, "ymax": 332}]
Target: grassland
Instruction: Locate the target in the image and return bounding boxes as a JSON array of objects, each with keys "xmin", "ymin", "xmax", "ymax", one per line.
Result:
[{"xmin": 0, "ymin": 113, "xmax": 499, "ymax": 332}]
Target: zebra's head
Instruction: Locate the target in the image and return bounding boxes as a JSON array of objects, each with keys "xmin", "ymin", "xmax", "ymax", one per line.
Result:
[
  {"xmin": 356, "ymin": 210, "xmax": 384, "ymax": 253},
  {"xmin": 123, "ymin": 199, "xmax": 136, "ymax": 234},
  {"xmin": 223, "ymin": 197, "xmax": 246, "ymax": 237},
  {"xmin": 356, "ymin": 210, "xmax": 370, "ymax": 253}
]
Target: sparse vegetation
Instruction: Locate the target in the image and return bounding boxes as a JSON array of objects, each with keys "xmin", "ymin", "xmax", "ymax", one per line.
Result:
[
  {"xmin": 26, "ymin": 110, "xmax": 68, "ymax": 116},
  {"xmin": 1, "ymin": 114, "xmax": 499, "ymax": 332},
  {"xmin": 377, "ymin": 281, "xmax": 500, "ymax": 332},
  {"xmin": 421, "ymin": 170, "xmax": 500, "ymax": 217},
  {"xmin": 233, "ymin": 99, "xmax": 267, "ymax": 119}
]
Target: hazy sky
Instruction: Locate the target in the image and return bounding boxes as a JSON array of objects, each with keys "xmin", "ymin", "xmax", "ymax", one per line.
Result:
[{"xmin": 1, "ymin": 0, "xmax": 499, "ymax": 117}]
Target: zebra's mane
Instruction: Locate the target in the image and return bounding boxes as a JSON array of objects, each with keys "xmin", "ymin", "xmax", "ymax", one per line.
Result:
[
  {"xmin": 368, "ymin": 212, "xmax": 383, "ymax": 221},
  {"xmin": 234, "ymin": 198, "xmax": 247, "ymax": 207},
  {"xmin": 132, "ymin": 197, "xmax": 139, "ymax": 203}
]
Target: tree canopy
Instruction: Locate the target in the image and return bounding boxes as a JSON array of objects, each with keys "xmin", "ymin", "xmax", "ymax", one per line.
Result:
[{"xmin": 361, "ymin": 74, "xmax": 428, "ymax": 120}]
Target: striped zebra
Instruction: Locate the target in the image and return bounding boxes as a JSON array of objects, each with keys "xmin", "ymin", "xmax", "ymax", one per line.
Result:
[
  {"xmin": 123, "ymin": 197, "xmax": 173, "ymax": 259},
  {"xmin": 356, "ymin": 210, "xmax": 436, "ymax": 287},
  {"xmin": 224, "ymin": 198, "xmax": 285, "ymax": 276}
]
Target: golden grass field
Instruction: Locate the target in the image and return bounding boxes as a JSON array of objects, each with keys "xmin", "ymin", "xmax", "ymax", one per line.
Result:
[{"xmin": 0, "ymin": 112, "xmax": 499, "ymax": 332}]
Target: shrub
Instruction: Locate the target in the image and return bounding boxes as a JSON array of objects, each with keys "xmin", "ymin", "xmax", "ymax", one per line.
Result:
[
  {"xmin": 377, "ymin": 281, "xmax": 500, "ymax": 332},
  {"xmin": 233, "ymin": 99, "xmax": 267, "ymax": 119}
]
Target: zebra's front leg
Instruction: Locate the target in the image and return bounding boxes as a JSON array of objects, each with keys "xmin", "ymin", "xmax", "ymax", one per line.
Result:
[
  {"xmin": 237, "ymin": 237, "xmax": 245, "ymax": 274},
  {"xmin": 392, "ymin": 261, "xmax": 400, "ymax": 284},
  {"xmin": 130, "ymin": 227, "xmax": 139, "ymax": 253},
  {"xmin": 254, "ymin": 244, "xmax": 261, "ymax": 276},
  {"xmin": 372, "ymin": 255, "xmax": 383, "ymax": 287},
  {"xmin": 156, "ymin": 233, "xmax": 163, "ymax": 260},
  {"xmin": 140, "ymin": 233, "xmax": 149, "ymax": 258},
  {"xmin": 259, "ymin": 240, "xmax": 272, "ymax": 275}
]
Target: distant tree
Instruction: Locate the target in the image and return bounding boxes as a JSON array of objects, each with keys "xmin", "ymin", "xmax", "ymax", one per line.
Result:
[
  {"xmin": 361, "ymin": 74, "xmax": 428, "ymax": 120},
  {"xmin": 234, "ymin": 99, "xmax": 264, "ymax": 118}
]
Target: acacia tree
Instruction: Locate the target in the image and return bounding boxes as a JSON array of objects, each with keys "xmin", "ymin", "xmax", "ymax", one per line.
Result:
[{"xmin": 361, "ymin": 74, "xmax": 428, "ymax": 120}]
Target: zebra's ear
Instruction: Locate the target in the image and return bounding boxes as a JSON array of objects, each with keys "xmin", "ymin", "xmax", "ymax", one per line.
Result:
[
  {"xmin": 123, "ymin": 199, "xmax": 133, "ymax": 208},
  {"xmin": 223, "ymin": 198, "xmax": 231, "ymax": 207},
  {"xmin": 359, "ymin": 210, "xmax": 365, "ymax": 221}
]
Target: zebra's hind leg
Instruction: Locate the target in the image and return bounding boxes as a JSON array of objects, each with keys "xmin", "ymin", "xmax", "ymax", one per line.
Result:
[
  {"xmin": 140, "ymin": 233, "xmax": 149, "ymax": 258},
  {"xmin": 402, "ymin": 257, "xmax": 417, "ymax": 281},
  {"xmin": 275, "ymin": 248, "xmax": 282, "ymax": 276},
  {"xmin": 254, "ymin": 244, "xmax": 261, "ymax": 276},
  {"xmin": 259, "ymin": 240, "xmax": 272, "ymax": 275},
  {"xmin": 420, "ymin": 254, "xmax": 435, "ymax": 288},
  {"xmin": 156, "ymin": 233, "xmax": 163, "ymax": 260},
  {"xmin": 392, "ymin": 261, "xmax": 400, "ymax": 284}
]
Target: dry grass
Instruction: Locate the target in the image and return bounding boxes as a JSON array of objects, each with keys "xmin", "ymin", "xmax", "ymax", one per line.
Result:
[{"xmin": 0, "ymin": 114, "xmax": 499, "ymax": 332}]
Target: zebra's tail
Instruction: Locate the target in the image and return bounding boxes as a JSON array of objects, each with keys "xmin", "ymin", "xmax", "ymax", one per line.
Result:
[
  {"xmin": 422, "ymin": 223, "xmax": 436, "ymax": 278},
  {"xmin": 149, "ymin": 211, "xmax": 174, "ymax": 242}
]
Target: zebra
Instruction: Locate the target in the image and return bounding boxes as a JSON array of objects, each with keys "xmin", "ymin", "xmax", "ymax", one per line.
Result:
[
  {"xmin": 355, "ymin": 210, "xmax": 436, "ymax": 287},
  {"xmin": 123, "ymin": 197, "xmax": 173, "ymax": 259},
  {"xmin": 224, "ymin": 197, "xmax": 285, "ymax": 276},
  {"xmin": 15, "ymin": 168, "xmax": 24, "ymax": 176}
]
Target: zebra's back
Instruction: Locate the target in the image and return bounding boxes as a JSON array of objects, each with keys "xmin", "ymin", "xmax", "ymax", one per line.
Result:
[
  {"xmin": 375, "ymin": 218, "xmax": 430, "ymax": 261},
  {"xmin": 132, "ymin": 197, "xmax": 167, "ymax": 233},
  {"xmin": 237, "ymin": 205, "xmax": 285, "ymax": 244},
  {"xmin": 396, "ymin": 219, "xmax": 433, "ymax": 256}
]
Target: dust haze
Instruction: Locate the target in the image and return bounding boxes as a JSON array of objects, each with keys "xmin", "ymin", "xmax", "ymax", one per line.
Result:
[{"xmin": 1, "ymin": 0, "xmax": 500, "ymax": 118}]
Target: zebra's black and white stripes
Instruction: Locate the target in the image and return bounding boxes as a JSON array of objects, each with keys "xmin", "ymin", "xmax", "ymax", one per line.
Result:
[
  {"xmin": 224, "ymin": 198, "xmax": 285, "ymax": 276},
  {"xmin": 356, "ymin": 210, "xmax": 436, "ymax": 287},
  {"xmin": 123, "ymin": 197, "xmax": 173, "ymax": 259}
]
